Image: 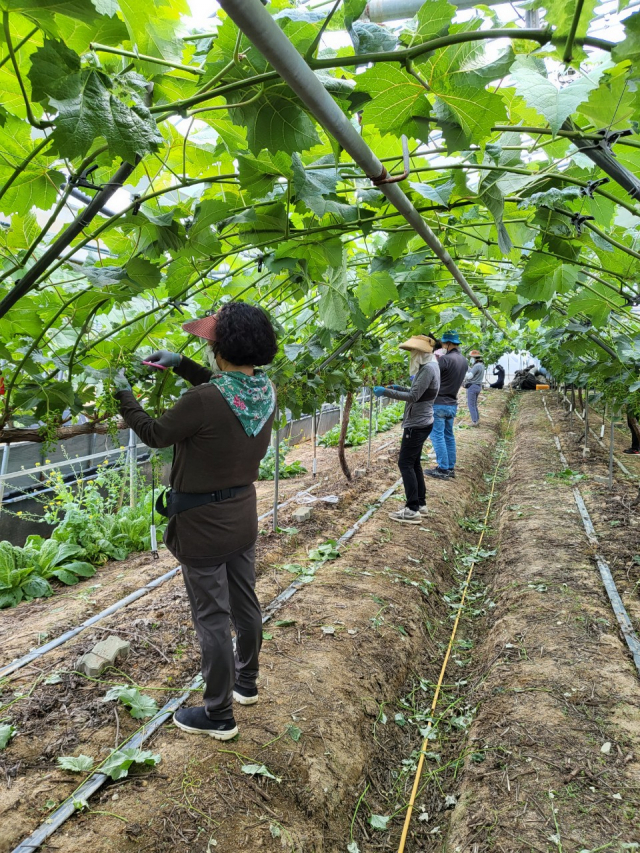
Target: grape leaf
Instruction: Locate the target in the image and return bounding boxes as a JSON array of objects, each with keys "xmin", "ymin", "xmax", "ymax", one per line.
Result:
[
  {"xmin": 369, "ymin": 814, "xmax": 390, "ymax": 830},
  {"xmin": 357, "ymin": 65, "xmax": 430, "ymax": 138},
  {"xmin": 230, "ymin": 87, "xmax": 320, "ymax": 156},
  {"xmin": 101, "ymin": 747, "xmax": 160, "ymax": 781},
  {"xmin": 241, "ymin": 763, "xmax": 281, "ymax": 782},
  {"xmin": 103, "ymin": 685, "xmax": 159, "ymax": 719},
  {"xmin": 510, "ymin": 57, "xmax": 603, "ymax": 135},
  {"xmin": 404, "ymin": 0, "xmax": 455, "ymax": 43},
  {"xmin": 356, "ymin": 271, "xmax": 398, "ymax": 315},
  {"xmin": 57, "ymin": 754, "xmax": 94, "ymax": 772},
  {"xmin": 49, "ymin": 70, "xmax": 163, "ymax": 162}
]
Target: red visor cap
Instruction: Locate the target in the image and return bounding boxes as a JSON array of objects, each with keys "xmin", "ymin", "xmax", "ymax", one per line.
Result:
[{"xmin": 182, "ymin": 314, "xmax": 217, "ymax": 341}]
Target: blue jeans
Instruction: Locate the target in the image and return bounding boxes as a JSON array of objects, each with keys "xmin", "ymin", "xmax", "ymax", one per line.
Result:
[
  {"xmin": 466, "ymin": 384, "xmax": 482, "ymax": 424},
  {"xmin": 430, "ymin": 404, "xmax": 458, "ymax": 470}
]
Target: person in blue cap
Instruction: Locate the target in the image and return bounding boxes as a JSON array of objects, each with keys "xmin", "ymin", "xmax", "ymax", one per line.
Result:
[{"xmin": 425, "ymin": 331, "xmax": 468, "ymax": 480}]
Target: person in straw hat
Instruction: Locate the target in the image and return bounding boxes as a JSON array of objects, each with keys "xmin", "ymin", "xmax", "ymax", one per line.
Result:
[
  {"xmin": 463, "ymin": 350, "xmax": 485, "ymax": 427},
  {"xmin": 373, "ymin": 334, "xmax": 440, "ymax": 524}
]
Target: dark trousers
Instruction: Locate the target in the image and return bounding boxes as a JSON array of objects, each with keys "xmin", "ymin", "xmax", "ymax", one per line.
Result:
[
  {"xmin": 628, "ymin": 413, "xmax": 640, "ymax": 451},
  {"xmin": 181, "ymin": 543, "xmax": 262, "ymax": 721},
  {"xmin": 398, "ymin": 424, "xmax": 433, "ymax": 511}
]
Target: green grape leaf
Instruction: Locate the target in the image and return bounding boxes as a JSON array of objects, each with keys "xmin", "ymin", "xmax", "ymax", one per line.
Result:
[
  {"xmin": 241, "ymin": 763, "xmax": 281, "ymax": 782},
  {"xmin": 49, "ymin": 70, "xmax": 163, "ymax": 161},
  {"xmin": 612, "ymin": 11, "xmax": 640, "ymax": 63},
  {"xmin": 350, "ymin": 21, "xmax": 397, "ymax": 54},
  {"xmin": 103, "ymin": 685, "xmax": 159, "ymax": 719},
  {"xmin": 117, "ymin": 0, "xmax": 187, "ymax": 66},
  {"xmin": 230, "ymin": 87, "xmax": 320, "ymax": 156},
  {"xmin": 357, "ymin": 65, "xmax": 430, "ymax": 138},
  {"xmin": 410, "ymin": 180, "xmax": 455, "ymax": 207},
  {"xmin": 404, "ymin": 0, "xmax": 455, "ymax": 43},
  {"xmin": 510, "ymin": 56, "xmax": 603, "ymax": 135},
  {"xmin": 356, "ymin": 271, "xmax": 398, "ymax": 315},
  {"xmin": 344, "ymin": 0, "xmax": 366, "ymax": 30},
  {"xmin": 101, "ymin": 747, "xmax": 160, "ymax": 781},
  {"xmin": 28, "ymin": 40, "xmax": 82, "ymax": 104},
  {"xmin": 518, "ymin": 253, "xmax": 581, "ymax": 302},
  {"xmin": 57, "ymin": 754, "xmax": 94, "ymax": 772}
]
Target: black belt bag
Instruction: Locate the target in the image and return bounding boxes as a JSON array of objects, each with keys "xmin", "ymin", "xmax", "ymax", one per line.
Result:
[{"xmin": 156, "ymin": 486, "xmax": 249, "ymax": 519}]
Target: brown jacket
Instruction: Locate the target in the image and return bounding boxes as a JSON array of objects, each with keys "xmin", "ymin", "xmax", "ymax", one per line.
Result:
[{"xmin": 117, "ymin": 357, "xmax": 275, "ymax": 566}]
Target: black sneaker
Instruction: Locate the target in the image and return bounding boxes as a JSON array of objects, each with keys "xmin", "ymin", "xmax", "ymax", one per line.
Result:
[
  {"xmin": 623, "ymin": 448, "xmax": 640, "ymax": 455},
  {"xmin": 173, "ymin": 707, "xmax": 238, "ymax": 740},
  {"xmin": 446, "ymin": 469, "xmax": 456, "ymax": 479},
  {"xmin": 425, "ymin": 467, "xmax": 450, "ymax": 480},
  {"xmin": 233, "ymin": 684, "xmax": 259, "ymax": 706}
]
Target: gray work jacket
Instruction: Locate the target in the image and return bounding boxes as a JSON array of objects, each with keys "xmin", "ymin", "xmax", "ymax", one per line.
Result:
[{"xmin": 383, "ymin": 361, "xmax": 440, "ymax": 428}]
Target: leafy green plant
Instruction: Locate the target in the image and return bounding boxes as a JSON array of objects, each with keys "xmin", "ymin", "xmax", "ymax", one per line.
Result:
[
  {"xmin": 0, "ymin": 723, "xmax": 16, "ymax": 749},
  {"xmin": 308, "ymin": 540, "xmax": 340, "ymax": 561},
  {"xmin": 100, "ymin": 748, "xmax": 160, "ymax": 781},
  {"xmin": 103, "ymin": 685, "xmax": 159, "ymax": 720},
  {"xmin": 57, "ymin": 754, "xmax": 94, "ymax": 773},
  {"xmin": 258, "ymin": 444, "xmax": 307, "ymax": 480},
  {"xmin": 0, "ymin": 538, "xmax": 95, "ymax": 609}
]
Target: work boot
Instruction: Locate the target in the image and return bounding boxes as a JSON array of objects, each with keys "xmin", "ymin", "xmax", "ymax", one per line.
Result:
[
  {"xmin": 233, "ymin": 684, "xmax": 259, "ymax": 706},
  {"xmin": 425, "ymin": 467, "xmax": 449, "ymax": 479},
  {"xmin": 389, "ymin": 507, "xmax": 422, "ymax": 524},
  {"xmin": 173, "ymin": 707, "xmax": 238, "ymax": 740}
]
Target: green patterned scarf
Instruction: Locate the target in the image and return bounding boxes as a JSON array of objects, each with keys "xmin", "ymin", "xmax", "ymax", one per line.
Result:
[{"xmin": 209, "ymin": 370, "xmax": 276, "ymax": 437}]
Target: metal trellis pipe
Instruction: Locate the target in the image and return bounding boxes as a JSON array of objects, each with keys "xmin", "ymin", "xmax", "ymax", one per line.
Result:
[
  {"xmin": 217, "ymin": 0, "xmax": 501, "ymax": 332},
  {"xmin": 0, "ymin": 443, "xmax": 10, "ymax": 513},
  {"xmin": 273, "ymin": 411, "xmax": 280, "ymax": 532}
]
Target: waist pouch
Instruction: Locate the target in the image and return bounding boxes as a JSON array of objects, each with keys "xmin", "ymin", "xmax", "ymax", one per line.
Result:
[{"xmin": 156, "ymin": 486, "xmax": 249, "ymax": 519}]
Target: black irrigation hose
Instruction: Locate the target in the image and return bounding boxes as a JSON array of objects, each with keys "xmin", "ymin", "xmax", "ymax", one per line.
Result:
[
  {"xmin": 9, "ymin": 473, "xmax": 405, "ymax": 853},
  {"xmin": 542, "ymin": 396, "xmax": 640, "ymax": 675}
]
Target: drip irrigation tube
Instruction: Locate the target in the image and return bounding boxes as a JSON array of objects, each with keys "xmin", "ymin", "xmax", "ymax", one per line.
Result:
[
  {"xmin": 2, "ymin": 427, "xmax": 405, "ymax": 680},
  {"xmin": 398, "ymin": 409, "xmax": 512, "ymax": 851},
  {"xmin": 0, "ymin": 567, "xmax": 180, "ymax": 680},
  {"xmin": 542, "ymin": 396, "xmax": 640, "ymax": 677},
  {"xmin": 10, "ymin": 473, "xmax": 404, "ymax": 853}
]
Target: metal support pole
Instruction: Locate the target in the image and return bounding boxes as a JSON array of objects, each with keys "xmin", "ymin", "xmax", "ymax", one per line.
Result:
[
  {"xmin": 368, "ymin": 389, "xmax": 374, "ymax": 468},
  {"xmin": 312, "ymin": 408, "xmax": 317, "ymax": 478},
  {"xmin": 272, "ymin": 413, "xmax": 280, "ymax": 533},
  {"xmin": 86, "ymin": 432, "xmax": 97, "ymax": 472},
  {"xmin": 0, "ymin": 443, "xmax": 10, "ymax": 514},
  {"xmin": 601, "ymin": 403, "xmax": 607, "ymax": 439},
  {"xmin": 128, "ymin": 428, "xmax": 136, "ymax": 508},
  {"xmin": 150, "ymin": 451, "xmax": 158, "ymax": 558},
  {"xmin": 339, "ymin": 395, "xmax": 344, "ymax": 427},
  {"xmin": 583, "ymin": 390, "xmax": 589, "ymax": 455},
  {"xmin": 609, "ymin": 420, "xmax": 615, "ymax": 487},
  {"xmin": 217, "ymin": 0, "xmax": 499, "ymax": 331}
]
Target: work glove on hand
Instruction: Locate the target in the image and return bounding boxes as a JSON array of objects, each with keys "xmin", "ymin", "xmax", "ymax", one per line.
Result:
[
  {"xmin": 373, "ymin": 386, "xmax": 386, "ymax": 398},
  {"xmin": 113, "ymin": 369, "xmax": 131, "ymax": 393},
  {"xmin": 144, "ymin": 350, "xmax": 181, "ymax": 370}
]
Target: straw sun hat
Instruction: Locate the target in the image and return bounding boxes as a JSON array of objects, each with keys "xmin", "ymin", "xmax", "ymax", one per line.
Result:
[{"xmin": 399, "ymin": 334, "xmax": 437, "ymax": 353}]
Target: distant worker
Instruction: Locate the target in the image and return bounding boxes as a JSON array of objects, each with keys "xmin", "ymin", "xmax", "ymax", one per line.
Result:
[
  {"xmin": 113, "ymin": 302, "xmax": 277, "ymax": 740},
  {"xmin": 490, "ymin": 364, "xmax": 505, "ymax": 389},
  {"xmin": 373, "ymin": 335, "xmax": 440, "ymax": 524},
  {"xmin": 625, "ymin": 408, "xmax": 640, "ymax": 455},
  {"xmin": 425, "ymin": 331, "xmax": 468, "ymax": 480},
  {"xmin": 464, "ymin": 350, "xmax": 484, "ymax": 427}
]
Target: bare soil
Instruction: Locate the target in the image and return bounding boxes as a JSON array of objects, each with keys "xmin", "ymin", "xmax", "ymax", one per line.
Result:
[
  {"xmin": 0, "ymin": 392, "xmax": 503, "ymax": 852},
  {"xmin": 5, "ymin": 392, "xmax": 638, "ymax": 853}
]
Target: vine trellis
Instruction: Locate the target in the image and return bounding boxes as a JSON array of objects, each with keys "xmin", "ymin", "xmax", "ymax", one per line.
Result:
[{"xmin": 0, "ymin": 0, "xmax": 639, "ymax": 441}]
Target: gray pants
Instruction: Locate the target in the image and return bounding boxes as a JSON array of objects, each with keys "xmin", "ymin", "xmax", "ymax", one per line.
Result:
[{"xmin": 181, "ymin": 544, "xmax": 262, "ymax": 721}]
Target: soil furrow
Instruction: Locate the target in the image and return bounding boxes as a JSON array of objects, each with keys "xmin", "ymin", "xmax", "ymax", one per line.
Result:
[{"xmin": 0, "ymin": 392, "xmax": 504, "ymax": 852}]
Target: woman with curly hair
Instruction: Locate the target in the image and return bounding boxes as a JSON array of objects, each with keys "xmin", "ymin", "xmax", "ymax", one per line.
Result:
[{"xmin": 114, "ymin": 301, "xmax": 277, "ymax": 740}]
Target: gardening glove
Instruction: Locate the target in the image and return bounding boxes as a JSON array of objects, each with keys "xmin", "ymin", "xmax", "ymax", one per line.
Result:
[
  {"xmin": 143, "ymin": 350, "xmax": 181, "ymax": 370},
  {"xmin": 373, "ymin": 386, "xmax": 386, "ymax": 398},
  {"xmin": 113, "ymin": 369, "xmax": 131, "ymax": 393}
]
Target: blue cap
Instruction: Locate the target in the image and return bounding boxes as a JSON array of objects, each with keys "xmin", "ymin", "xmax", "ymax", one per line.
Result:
[{"xmin": 441, "ymin": 331, "xmax": 461, "ymax": 344}]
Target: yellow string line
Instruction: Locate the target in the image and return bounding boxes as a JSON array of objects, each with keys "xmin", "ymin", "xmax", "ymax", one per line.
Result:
[{"xmin": 397, "ymin": 412, "xmax": 513, "ymax": 853}]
